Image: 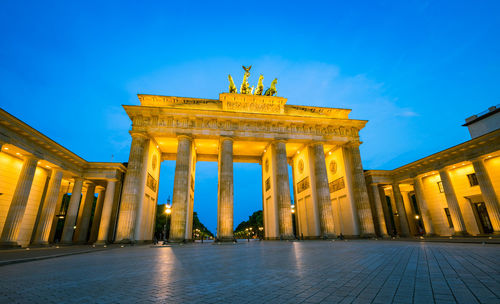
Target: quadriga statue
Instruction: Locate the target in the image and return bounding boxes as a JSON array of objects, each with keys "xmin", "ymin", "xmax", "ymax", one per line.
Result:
[
  {"xmin": 240, "ymin": 65, "xmax": 252, "ymax": 94},
  {"xmin": 228, "ymin": 75, "xmax": 237, "ymax": 93},
  {"xmin": 264, "ymin": 78, "xmax": 278, "ymax": 96},
  {"xmin": 254, "ymin": 75, "xmax": 264, "ymax": 95}
]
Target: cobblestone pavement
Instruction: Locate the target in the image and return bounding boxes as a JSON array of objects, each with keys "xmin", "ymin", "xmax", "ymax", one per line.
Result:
[{"xmin": 0, "ymin": 240, "xmax": 499, "ymax": 304}]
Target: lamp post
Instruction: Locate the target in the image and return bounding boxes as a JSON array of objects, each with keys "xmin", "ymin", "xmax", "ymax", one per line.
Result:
[
  {"xmin": 258, "ymin": 226, "xmax": 264, "ymax": 240},
  {"xmin": 164, "ymin": 197, "xmax": 171, "ymax": 242},
  {"xmin": 291, "ymin": 202, "xmax": 297, "ymax": 239}
]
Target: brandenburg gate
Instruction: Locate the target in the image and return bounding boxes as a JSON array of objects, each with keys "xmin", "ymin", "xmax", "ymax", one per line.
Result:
[{"xmin": 114, "ymin": 68, "xmax": 376, "ymax": 243}]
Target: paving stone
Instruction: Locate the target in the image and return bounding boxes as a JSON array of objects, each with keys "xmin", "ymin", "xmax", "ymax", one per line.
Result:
[{"xmin": 0, "ymin": 240, "xmax": 498, "ymax": 303}]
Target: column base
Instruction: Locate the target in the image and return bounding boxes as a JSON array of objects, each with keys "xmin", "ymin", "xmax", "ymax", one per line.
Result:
[
  {"xmin": 117, "ymin": 239, "xmax": 136, "ymax": 244},
  {"xmin": 0, "ymin": 241, "xmax": 21, "ymax": 248},
  {"xmin": 168, "ymin": 238, "xmax": 192, "ymax": 243},
  {"xmin": 30, "ymin": 241, "xmax": 50, "ymax": 247},
  {"xmin": 453, "ymin": 231, "xmax": 470, "ymax": 237},
  {"xmin": 215, "ymin": 237, "xmax": 236, "ymax": 243},
  {"xmin": 94, "ymin": 240, "xmax": 108, "ymax": 245},
  {"xmin": 321, "ymin": 234, "xmax": 337, "ymax": 240},
  {"xmin": 360, "ymin": 233, "xmax": 376, "ymax": 238},
  {"xmin": 58, "ymin": 241, "xmax": 75, "ymax": 246}
]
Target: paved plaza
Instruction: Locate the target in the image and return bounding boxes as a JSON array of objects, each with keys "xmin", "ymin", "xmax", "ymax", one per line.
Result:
[{"xmin": 0, "ymin": 240, "xmax": 499, "ymax": 304}]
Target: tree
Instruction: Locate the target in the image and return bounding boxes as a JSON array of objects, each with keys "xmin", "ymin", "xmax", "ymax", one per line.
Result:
[
  {"xmin": 192, "ymin": 212, "xmax": 214, "ymax": 238},
  {"xmin": 154, "ymin": 205, "xmax": 214, "ymax": 240},
  {"xmin": 234, "ymin": 210, "xmax": 264, "ymax": 239}
]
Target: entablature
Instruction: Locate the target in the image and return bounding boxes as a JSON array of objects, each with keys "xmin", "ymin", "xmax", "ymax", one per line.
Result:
[{"xmin": 123, "ymin": 105, "xmax": 366, "ymax": 142}]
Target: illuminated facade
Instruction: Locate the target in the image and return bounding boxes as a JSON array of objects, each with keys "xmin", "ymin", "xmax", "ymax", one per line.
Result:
[
  {"xmin": 0, "ymin": 109, "xmax": 125, "ymax": 247},
  {"xmin": 0, "ymin": 94, "xmax": 498, "ymax": 247},
  {"xmin": 116, "ymin": 93, "xmax": 373, "ymax": 242},
  {"xmin": 364, "ymin": 105, "xmax": 500, "ymax": 237}
]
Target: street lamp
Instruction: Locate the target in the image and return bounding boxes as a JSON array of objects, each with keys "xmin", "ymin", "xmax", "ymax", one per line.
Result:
[
  {"xmin": 291, "ymin": 204, "xmax": 295, "ymax": 213},
  {"xmin": 164, "ymin": 197, "xmax": 172, "ymax": 243}
]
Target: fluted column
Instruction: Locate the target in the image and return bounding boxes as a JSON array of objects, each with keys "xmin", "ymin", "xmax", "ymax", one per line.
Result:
[
  {"xmin": 95, "ymin": 180, "xmax": 117, "ymax": 244},
  {"xmin": 343, "ymin": 143, "xmax": 376, "ymax": 236},
  {"xmin": 115, "ymin": 132, "xmax": 149, "ymax": 243},
  {"xmin": 217, "ymin": 137, "xmax": 234, "ymax": 241},
  {"xmin": 0, "ymin": 155, "xmax": 38, "ymax": 247},
  {"xmin": 472, "ymin": 158, "xmax": 500, "ymax": 233},
  {"xmin": 370, "ymin": 184, "xmax": 388, "ymax": 237},
  {"xmin": 170, "ymin": 136, "xmax": 193, "ymax": 242},
  {"xmin": 75, "ymin": 183, "xmax": 96, "ymax": 243},
  {"xmin": 439, "ymin": 169, "xmax": 468, "ymax": 235},
  {"xmin": 274, "ymin": 141, "xmax": 294, "ymax": 239},
  {"xmin": 392, "ymin": 182, "xmax": 410, "ymax": 237},
  {"xmin": 88, "ymin": 187, "xmax": 105, "ymax": 243},
  {"xmin": 413, "ymin": 176, "xmax": 435, "ymax": 235},
  {"xmin": 60, "ymin": 177, "xmax": 84, "ymax": 243},
  {"xmin": 311, "ymin": 143, "xmax": 335, "ymax": 238},
  {"xmin": 32, "ymin": 169, "xmax": 63, "ymax": 245}
]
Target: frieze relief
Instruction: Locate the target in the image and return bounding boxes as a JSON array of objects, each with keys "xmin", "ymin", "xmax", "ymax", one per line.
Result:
[
  {"xmin": 132, "ymin": 114, "xmax": 360, "ymax": 139},
  {"xmin": 138, "ymin": 95, "xmax": 219, "ymax": 107}
]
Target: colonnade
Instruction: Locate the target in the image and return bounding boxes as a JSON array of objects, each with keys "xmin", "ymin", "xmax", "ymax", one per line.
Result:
[
  {"xmin": 131, "ymin": 135, "xmax": 375, "ymax": 242},
  {"xmin": 0, "ymin": 141, "xmax": 120, "ymax": 247},
  {"xmin": 369, "ymin": 156, "xmax": 500, "ymax": 237}
]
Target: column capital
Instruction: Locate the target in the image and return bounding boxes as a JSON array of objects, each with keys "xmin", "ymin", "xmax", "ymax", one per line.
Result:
[
  {"xmin": 72, "ymin": 176, "xmax": 85, "ymax": 183},
  {"xmin": 470, "ymin": 156, "xmax": 489, "ymax": 164},
  {"xmin": 273, "ymin": 138, "xmax": 287, "ymax": 144},
  {"xmin": 219, "ymin": 136, "xmax": 233, "ymax": 143},
  {"xmin": 176, "ymin": 134, "xmax": 193, "ymax": 141},
  {"xmin": 129, "ymin": 131, "xmax": 149, "ymax": 140},
  {"xmin": 345, "ymin": 140, "xmax": 362, "ymax": 148},
  {"xmin": 22, "ymin": 154, "xmax": 40, "ymax": 162}
]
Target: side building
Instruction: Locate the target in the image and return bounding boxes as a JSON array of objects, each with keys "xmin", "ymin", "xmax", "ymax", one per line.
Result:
[
  {"xmin": 364, "ymin": 105, "xmax": 500, "ymax": 237},
  {"xmin": 0, "ymin": 109, "xmax": 126, "ymax": 247}
]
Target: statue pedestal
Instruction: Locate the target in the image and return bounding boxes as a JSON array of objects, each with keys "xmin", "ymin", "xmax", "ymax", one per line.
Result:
[{"xmin": 219, "ymin": 93, "xmax": 287, "ymax": 114}]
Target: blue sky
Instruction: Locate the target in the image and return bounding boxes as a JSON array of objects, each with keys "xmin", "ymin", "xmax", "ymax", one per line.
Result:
[{"xmin": 1, "ymin": 1, "xmax": 499, "ymax": 234}]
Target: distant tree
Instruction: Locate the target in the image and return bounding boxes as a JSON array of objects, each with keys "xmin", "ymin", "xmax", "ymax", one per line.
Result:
[
  {"xmin": 234, "ymin": 210, "xmax": 263, "ymax": 239},
  {"xmin": 155, "ymin": 204, "xmax": 170, "ymax": 239},
  {"xmin": 154, "ymin": 205, "xmax": 214, "ymax": 239},
  {"xmin": 192, "ymin": 212, "xmax": 214, "ymax": 238}
]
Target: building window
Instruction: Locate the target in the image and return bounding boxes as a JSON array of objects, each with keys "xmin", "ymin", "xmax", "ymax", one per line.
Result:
[
  {"xmin": 437, "ymin": 181, "xmax": 444, "ymax": 193},
  {"xmin": 467, "ymin": 173, "xmax": 479, "ymax": 187},
  {"xmin": 265, "ymin": 178, "xmax": 271, "ymax": 191},
  {"xmin": 444, "ymin": 208, "xmax": 454, "ymax": 228}
]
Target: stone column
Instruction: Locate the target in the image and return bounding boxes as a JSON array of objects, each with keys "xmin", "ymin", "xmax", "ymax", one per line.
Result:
[
  {"xmin": 95, "ymin": 180, "xmax": 117, "ymax": 244},
  {"xmin": 217, "ymin": 137, "xmax": 234, "ymax": 241},
  {"xmin": 311, "ymin": 143, "xmax": 335, "ymax": 238},
  {"xmin": 370, "ymin": 184, "xmax": 388, "ymax": 237},
  {"xmin": 88, "ymin": 187, "xmax": 105, "ymax": 243},
  {"xmin": 75, "ymin": 183, "xmax": 96, "ymax": 243},
  {"xmin": 343, "ymin": 143, "xmax": 376, "ymax": 236},
  {"xmin": 412, "ymin": 176, "xmax": 435, "ymax": 235},
  {"xmin": 60, "ymin": 177, "xmax": 84, "ymax": 243},
  {"xmin": 169, "ymin": 136, "xmax": 193, "ymax": 242},
  {"xmin": 472, "ymin": 158, "xmax": 500, "ymax": 233},
  {"xmin": 0, "ymin": 155, "xmax": 38, "ymax": 247},
  {"xmin": 439, "ymin": 169, "xmax": 468, "ymax": 235},
  {"xmin": 392, "ymin": 182, "xmax": 411, "ymax": 237},
  {"xmin": 32, "ymin": 169, "xmax": 63, "ymax": 245},
  {"xmin": 115, "ymin": 132, "xmax": 149, "ymax": 243},
  {"xmin": 274, "ymin": 141, "xmax": 294, "ymax": 239}
]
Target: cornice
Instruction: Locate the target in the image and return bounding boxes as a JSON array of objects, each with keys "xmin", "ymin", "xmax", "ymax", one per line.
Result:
[{"xmin": 366, "ymin": 129, "xmax": 500, "ymax": 183}]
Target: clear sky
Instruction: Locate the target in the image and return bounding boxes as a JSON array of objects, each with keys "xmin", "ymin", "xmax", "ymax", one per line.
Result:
[{"xmin": 1, "ymin": 1, "xmax": 499, "ymax": 234}]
